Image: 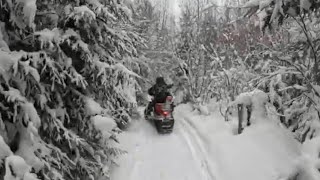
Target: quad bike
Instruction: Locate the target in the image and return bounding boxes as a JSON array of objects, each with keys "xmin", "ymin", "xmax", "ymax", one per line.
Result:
[{"xmin": 144, "ymin": 95, "xmax": 175, "ymax": 133}]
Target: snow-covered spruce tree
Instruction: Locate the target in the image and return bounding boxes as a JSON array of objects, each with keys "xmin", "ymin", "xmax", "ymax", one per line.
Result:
[
  {"xmin": 244, "ymin": 0, "xmax": 320, "ymax": 142},
  {"xmin": 0, "ymin": 0, "xmax": 142, "ymax": 179}
]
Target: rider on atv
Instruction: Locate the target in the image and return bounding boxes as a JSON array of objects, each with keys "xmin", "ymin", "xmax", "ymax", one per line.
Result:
[{"xmin": 145, "ymin": 77, "xmax": 173, "ymax": 116}]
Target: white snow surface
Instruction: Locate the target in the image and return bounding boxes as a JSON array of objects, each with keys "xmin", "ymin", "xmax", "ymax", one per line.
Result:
[
  {"xmin": 84, "ymin": 97, "xmax": 104, "ymax": 115},
  {"xmin": 111, "ymin": 108, "xmax": 212, "ymax": 180},
  {"xmin": 4, "ymin": 155, "xmax": 39, "ymax": 180},
  {"xmin": 110, "ymin": 103, "xmax": 320, "ymax": 180},
  {"xmin": 91, "ymin": 115, "xmax": 117, "ymax": 139}
]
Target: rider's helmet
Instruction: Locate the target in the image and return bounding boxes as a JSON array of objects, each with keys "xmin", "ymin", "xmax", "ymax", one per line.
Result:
[{"xmin": 156, "ymin": 76, "xmax": 165, "ymax": 84}]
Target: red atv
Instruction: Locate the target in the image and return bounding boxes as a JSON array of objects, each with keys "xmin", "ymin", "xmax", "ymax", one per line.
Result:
[{"xmin": 144, "ymin": 96, "xmax": 175, "ymax": 133}]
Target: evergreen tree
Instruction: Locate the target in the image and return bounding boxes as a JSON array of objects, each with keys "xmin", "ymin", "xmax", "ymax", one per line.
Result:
[{"xmin": 0, "ymin": 0, "xmax": 142, "ymax": 179}]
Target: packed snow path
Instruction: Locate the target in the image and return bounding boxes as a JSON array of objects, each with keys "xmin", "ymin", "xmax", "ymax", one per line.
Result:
[
  {"xmin": 110, "ymin": 111, "xmax": 216, "ymax": 180},
  {"xmin": 111, "ymin": 104, "xmax": 318, "ymax": 180}
]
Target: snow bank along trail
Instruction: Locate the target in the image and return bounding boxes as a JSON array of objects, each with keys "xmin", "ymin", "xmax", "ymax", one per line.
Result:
[{"xmin": 110, "ymin": 111, "xmax": 215, "ymax": 180}]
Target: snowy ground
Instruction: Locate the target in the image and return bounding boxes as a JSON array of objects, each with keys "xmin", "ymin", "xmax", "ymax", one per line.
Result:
[
  {"xmin": 110, "ymin": 110, "xmax": 215, "ymax": 180},
  {"xmin": 110, "ymin": 104, "xmax": 320, "ymax": 180}
]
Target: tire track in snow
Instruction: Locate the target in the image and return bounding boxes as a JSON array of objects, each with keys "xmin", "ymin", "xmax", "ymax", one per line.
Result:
[
  {"xmin": 111, "ymin": 107, "xmax": 216, "ymax": 180},
  {"xmin": 177, "ymin": 117, "xmax": 217, "ymax": 180}
]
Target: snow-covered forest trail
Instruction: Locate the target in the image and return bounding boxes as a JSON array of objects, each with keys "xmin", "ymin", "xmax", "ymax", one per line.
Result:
[
  {"xmin": 110, "ymin": 108, "xmax": 217, "ymax": 180},
  {"xmin": 110, "ymin": 103, "xmax": 316, "ymax": 180}
]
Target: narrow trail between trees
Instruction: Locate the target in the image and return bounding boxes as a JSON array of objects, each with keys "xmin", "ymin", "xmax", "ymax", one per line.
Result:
[
  {"xmin": 109, "ymin": 104, "xmax": 310, "ymax": 180},
  {"xmin": 110, "ymin": 109, "xmax": 217, "ymax": 180}
]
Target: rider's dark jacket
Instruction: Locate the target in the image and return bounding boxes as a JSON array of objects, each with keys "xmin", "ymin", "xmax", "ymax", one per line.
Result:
[{"xmin": 148, "ymin": 79, "xmax": 172, "ymax": 103}]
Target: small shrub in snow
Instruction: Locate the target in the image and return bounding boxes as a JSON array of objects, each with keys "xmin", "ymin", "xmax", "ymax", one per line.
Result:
[
  {"xmin": 230, "ymin": 89, "xmax": 270, "ymax": 127},
  {"xmin": 234, "ymin": 89, "xmax": 269, "ymax": 119}
]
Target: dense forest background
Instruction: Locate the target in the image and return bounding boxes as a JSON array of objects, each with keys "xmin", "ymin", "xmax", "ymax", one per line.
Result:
[{"xmin": 0, "ymin": 0, "xmax": 320, "ymax": 179}]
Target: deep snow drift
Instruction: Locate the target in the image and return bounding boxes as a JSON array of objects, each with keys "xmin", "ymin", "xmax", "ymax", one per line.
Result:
[{"xmin": 111, "ymin": 103, "xmax": 320, "ymax": 180}]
